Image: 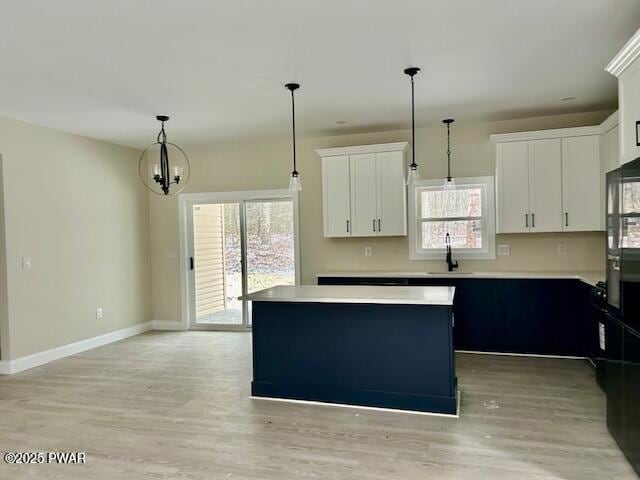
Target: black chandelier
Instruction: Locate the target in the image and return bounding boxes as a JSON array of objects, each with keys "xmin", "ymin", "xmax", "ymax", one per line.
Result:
[{"xmin": 139, "ymin": 116, "xmax": 190, "ymax": 196}]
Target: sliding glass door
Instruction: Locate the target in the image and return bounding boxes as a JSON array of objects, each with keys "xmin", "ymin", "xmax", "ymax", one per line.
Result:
[{"xmin": 186, "ymin": 191, "xmax": 298, "ymax": 330}]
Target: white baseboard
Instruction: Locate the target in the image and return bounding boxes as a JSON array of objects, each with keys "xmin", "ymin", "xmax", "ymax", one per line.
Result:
[
  {"xmin": 455, "ymin": 349, "xmax": 587, "ymax": 360},
  {"xmin": 152, "ymin": 320, "xmax": 187, "ymax": 331},
  {"xmin": 0, "ymin": 321, "xmax": 153, "ymax": 375}
]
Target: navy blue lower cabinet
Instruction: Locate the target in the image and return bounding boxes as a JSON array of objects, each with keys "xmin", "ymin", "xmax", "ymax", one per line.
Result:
[
  {"xmin": 251, "ymin": 301, "xmax": 458, "ymax": 415},
  {"xmin": 318, "ymin": 277, "xmax": 585, "ymax": 356}
]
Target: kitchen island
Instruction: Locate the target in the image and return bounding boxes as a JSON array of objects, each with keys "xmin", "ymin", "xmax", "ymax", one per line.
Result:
[{"xmin": 241, "ymin": 285, "xmax": 458, "ymax": 415}]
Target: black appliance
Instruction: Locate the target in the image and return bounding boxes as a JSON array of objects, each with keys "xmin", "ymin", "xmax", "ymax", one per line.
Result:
[{"xmin": 604, "ymin": 157, "xmax": 640, "ymax": 475}]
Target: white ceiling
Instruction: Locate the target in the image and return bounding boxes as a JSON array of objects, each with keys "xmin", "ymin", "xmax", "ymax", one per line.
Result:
[{"xmin": 0, "ymin": 0, "xmax": 638, "ymax": 149}]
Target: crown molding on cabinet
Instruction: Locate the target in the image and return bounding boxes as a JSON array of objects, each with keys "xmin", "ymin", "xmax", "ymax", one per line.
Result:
[
  {"xmin": 316, "ymin": 142, "xmax": 409, "ymax": 157},
  {"xmin": 606, "ymin": 28, "xmax": 640, "ymax": 77},
  {"xmin": 490, "ymin": 126, "xmax": 603, "ymax": 143}
]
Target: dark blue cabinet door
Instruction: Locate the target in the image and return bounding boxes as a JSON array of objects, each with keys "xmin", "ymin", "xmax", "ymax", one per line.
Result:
[
  {"xmin": 499, "ymin": 279, "xmax": 580, "ymax": 355},
  {"xmin": 450, "ymin": 279, "xmax": 500, "ymax": 351}
]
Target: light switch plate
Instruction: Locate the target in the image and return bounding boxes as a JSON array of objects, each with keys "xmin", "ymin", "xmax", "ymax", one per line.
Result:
[
  {"xmin": 364, "ymin": 246, "xmax": 372, "ymax": 257},
  {"xmin": 497, "ymin": 245, "xmax": 511, "ymax": 256},
  {"xmin": 21, "ymin": 256, "xmax": 32, "ymax": 270},
  {"xmin": 96, "ymin": 308, "xmax": 103, "ymax": 319},
  {"xmin": 558, "ymin": 243, "xmax": 567, "ymax": 255}
]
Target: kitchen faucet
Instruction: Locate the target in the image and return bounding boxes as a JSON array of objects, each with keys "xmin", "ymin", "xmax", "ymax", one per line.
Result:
[{"xmin": 445, "ymin": 233, "xmax": 459, "ymax": 272}]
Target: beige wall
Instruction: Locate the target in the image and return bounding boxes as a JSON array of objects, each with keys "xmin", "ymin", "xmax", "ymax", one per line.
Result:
[
  {"xmin": 0, "ymin": 116, "xmax": 151, "ymax": 360},
  {"xmin": 149, "ymin": 110, "xmax": 610, "ymax": 322}
]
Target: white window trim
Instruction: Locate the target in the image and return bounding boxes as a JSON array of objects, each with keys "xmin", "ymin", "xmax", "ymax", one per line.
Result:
[{"xmin": 408, "ymin": 176, "xmax": 496, "ymax": 260}]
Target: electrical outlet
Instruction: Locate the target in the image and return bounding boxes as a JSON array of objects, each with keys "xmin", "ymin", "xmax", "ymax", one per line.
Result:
[
  {"xmin": 364, "ymin": 246, "xmax": 372, "ymax": 257},
  {"xmin": 497, "ymin": 245, "xmax": 511, "ymax": 256},
  {"xmin": 96, "ymin": 308, "xmax": 103, "ymax": 319},
  {"xmin": 21, "ymin": 256, "xmax": 32, "ymax": 270},
  {"xmin": 558, "ymin": 243, "xmax": 567, "ymax": 255}
]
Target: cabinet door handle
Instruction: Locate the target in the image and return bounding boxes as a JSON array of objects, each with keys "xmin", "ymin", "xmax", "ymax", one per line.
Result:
[
  {"xmin": 565, "ymin": 212, "xmax": 569, "ymax": 227},
  {"xmin": 378, "ymin": 219, "xmax": 381, "ymax": 232},
  {"xmin": 531, "ymin": 213, "xmax": 535, "ymax": 228},
  {"xmin": 373, "ymin": 219, "xmax": 376, "ymax": 232},
  {"xmin": 525, "ymin": 213, "xmax": 529, "ymax": 228},
  {"xmin": 190, "ymin": 257, "xmax": 194, "ymax": 270},
  {"xmin": 346, "ymin": 220, "xmax": 350, "ymax": 233}
]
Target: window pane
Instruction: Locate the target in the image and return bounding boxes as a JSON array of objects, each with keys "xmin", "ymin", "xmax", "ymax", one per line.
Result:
[
  {"xmin": 421, "ymin": 220, "xmax": 483, "ymax": 249},
  {"xmin": 421, "ymin": 187, "xmax": 482, "ymax": 218}
]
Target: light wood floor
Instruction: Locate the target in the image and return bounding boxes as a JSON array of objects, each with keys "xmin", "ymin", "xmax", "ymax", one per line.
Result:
[{"xmin": 0, "ymin": 331, "xmax": 636, "ymax": 479}]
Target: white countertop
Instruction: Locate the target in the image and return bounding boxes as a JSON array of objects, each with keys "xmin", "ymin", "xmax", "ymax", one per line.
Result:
[
  {"xmin": 317, "ymin": 271, "xmax": 605, "ymax": 287},
  {"xmin": 240, "ymin": 285, "xmax": 455, "ymax": 306}
]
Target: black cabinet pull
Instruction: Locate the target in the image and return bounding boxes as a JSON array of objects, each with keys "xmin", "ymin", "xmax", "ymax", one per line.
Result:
[
  {"xmin": 346, "ymin": 220, "xmax": 350, "ymax": 233},
  {"xmin": 525, "ymin": 213, "xmax": 529, "ymax": 228},
  {"xmin": 373, "ymin": 219, "xmax": 376, "ymax": 232},
  {"xmin": 189, "ymin": 257, "xmax": 194, "ymax": 270},
  {"xmin": 378, "ymin": 219, "xmax": 381, "ymax": 231},
  {"xmin": 565, "ymin": 212, "xmax": 569, "ymax": 227},
  {"xmin": 532, "ymin": 213, "xmax": 535, "ymax": 228}
]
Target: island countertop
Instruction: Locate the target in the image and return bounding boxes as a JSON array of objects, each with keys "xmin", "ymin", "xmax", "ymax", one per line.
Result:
[{"xmin": 240, "ymin": 285, "xmax": 455, "ymax": 306}]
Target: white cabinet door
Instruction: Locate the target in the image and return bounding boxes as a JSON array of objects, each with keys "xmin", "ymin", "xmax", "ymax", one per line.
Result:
[
  {"xmin": 562, "ymin": 135, "xmax": 603, "ymax": 231},
  {"xmin": 375, "ymin": 151, "xmax": 406, "ymax": 236},
  {"xmin": 349, "ymin": 153, "xmax": 378, "ymax": 236},
  {"xmin": 321, "ymin": 155, "xmax": 352, "ymax": 237},
  {"xmin": 528, "ymin": 139, "xmax": 563, "ymax": 232},
  {"xmin": 496, "ymin": 141, "xmax": 530, "ymax": 233},
  {"xmin": 619, "ymin": 62, "xmax": 640, "ymax": 165}
]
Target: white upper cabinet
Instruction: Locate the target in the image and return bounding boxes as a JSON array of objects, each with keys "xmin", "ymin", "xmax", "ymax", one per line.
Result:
[
  {"xmin": 318, "ymin": 143, "xmax": 408, "ymax": 238},
  {"xmin": 321, "ymin": 155, "xmax": 351, "ymax": 237},
  {"xmin": 607, "ymin": 28, "xmax": 640, "ymax": 165},
  {"xmin": 561, "ymin": 135, "xmax": 602, "ymax": 231},
  {"xmin": 528, "ymin": 139, "xmax": 563, "ymax": 232},
  {"xmin": 492, "ymin": 128, "xmax": 605, "ymax": 234},
  {"xmin": 496, "ymin": 141, "xmax": 530, "ymax": 233}
]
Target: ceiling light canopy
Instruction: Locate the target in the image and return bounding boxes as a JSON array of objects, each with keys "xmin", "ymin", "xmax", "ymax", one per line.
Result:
[{"xmin": 138, "ymin": 116, "xmax": 190, "ymax": 196}]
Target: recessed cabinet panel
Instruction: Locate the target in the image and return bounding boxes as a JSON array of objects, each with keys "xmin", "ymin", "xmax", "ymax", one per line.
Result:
[
  {"xmin": 528, "ymin": 139, "xmax": 563, "ymax": 232},
  {"xmin": 496, "ymin": 141, "xmax": 530, "ymax": 233},
  {"xmin": 562, "ymin": 135, "xmax": 602, "ymax": 231},
  {"xmin": 375, "ymin": 151, "xmax": 407, "ymax": 236},
  {"xmin": 349, "ymin": 153, "xmax": 378, "ymax": 237},
  {"xmin": 322, "ymin": 155, "xmax": 351, "ymax": 237}
]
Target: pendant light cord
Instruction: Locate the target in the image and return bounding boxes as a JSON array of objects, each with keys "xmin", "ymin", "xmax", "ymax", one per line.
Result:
[
  {"xmin": 290, "ymin": 88, "xmax": 297, "ymax": 175},
  {"xmin": 410, "ymin": 74, "xmax": 416, "ymax": 169},
  {"xmin": 446, "ymin": 121, "xmax": 451, "ymax": 180}
]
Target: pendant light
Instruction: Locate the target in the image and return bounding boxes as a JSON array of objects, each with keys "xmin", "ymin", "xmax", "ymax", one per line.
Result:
[
  {"xmin": 443, "ymin": 118, "xmax": 456, "ymax": 190},
  {"xmin": 138, "ymin": 116, "xmax": 190, "ymax": 196},
  {"xmin": 285, "ymin": 83, "xmax": 302, "ymax": 191},
  {"xmin": 404, "ymin": 67, "xmax": 421, "ymax": 185}
]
